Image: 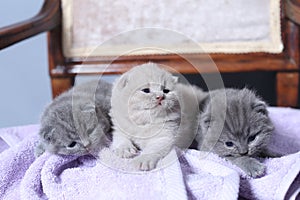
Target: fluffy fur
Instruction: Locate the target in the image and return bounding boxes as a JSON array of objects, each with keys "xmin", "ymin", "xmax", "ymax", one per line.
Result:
[
  {"xmin": 35, "ymin": 80, "xmax": 112, "ymax": 157},
  {"xmin": 197, "ymin": 88, "xmax": 274, "ymax": 177},
  {"xmin": 175, "ymin": 83, "xmax": 207, "ymax": 149},
  {"xmin": 110, "ymin": 63, "xmax": 205, "ymax": 171}
]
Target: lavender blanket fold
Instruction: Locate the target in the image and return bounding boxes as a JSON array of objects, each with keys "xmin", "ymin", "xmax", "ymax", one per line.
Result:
[
  {"xmin": 0, "ymin": 131, "xmax": 187, "ymax": 200},
  {"xmin": 181, "ymin": 107, "xmax": 300, "ymax": 200},
  {"xmin": 0, "ymin": 107, "xmax": 299, "ymax": 200},
  {"xmin": 20, "ymin": 148, "xmax": 187, "ymax": 200},
  {"xmin": 0, "ymin": 125, "xmax": 39, "ymax": 200},
  {"xmin": 182, "ymin": 150, "xmax": 300, "ymax": 200}
]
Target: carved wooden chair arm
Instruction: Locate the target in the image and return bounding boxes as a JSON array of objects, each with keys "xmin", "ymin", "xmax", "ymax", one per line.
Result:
[
  {"xmin": 0, "ymin": 0, "xmax": 60, "ymax": 50},
  {"xmin": 286, "ymin": 0, "xmax": 300, "ymax": 24}
]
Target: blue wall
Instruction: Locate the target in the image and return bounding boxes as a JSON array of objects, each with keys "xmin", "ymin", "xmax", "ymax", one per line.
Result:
[
  {"xmin": 0, "ymin": 0, "xmax": 121, "ymax": 128},
  {"xmin": 0, "ymin": 1, "xmax": 51, "ymax": 127}
]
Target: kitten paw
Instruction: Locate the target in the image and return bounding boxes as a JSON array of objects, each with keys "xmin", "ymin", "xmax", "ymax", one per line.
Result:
[
  {"xmin": 133, "ymin": 154, "xmax": 160, "ymax": 171},
  {"xmin": 113, "ymin": 143, "xmax": 138, "ymax": 158},
  {"xmin": 242, "ymin": 158, "xmax": 265, "ymax": 178}
]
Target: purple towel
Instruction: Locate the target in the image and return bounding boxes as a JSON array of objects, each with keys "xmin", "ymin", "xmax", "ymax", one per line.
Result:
[
  {"xmin": 0, "ymin": 107, "xmax": 299, "ymax": 200},
  {"xmin": 180, "ymin": 107, "xmax": 300, "ymax": 200},
  {"xmin": 181, "ymin": 150, "xmax": 300, "ymax": 200},
  {"xmin": 20, "ymin": 148, "xmax": 187, "ymax": 200},
  {"xmin": 268, "ymin": 107, "xmax": 300, "ymax": 155},
  {"xmin": 0, "ymin": 126, "xmax": 39, "ymax": 200},
  {"xmin": 0, "ymin": 131, "xmax": 187, "ymax": 200}
]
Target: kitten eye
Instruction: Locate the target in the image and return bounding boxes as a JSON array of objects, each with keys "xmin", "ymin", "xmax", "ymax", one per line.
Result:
[
  {"xmin": 45, "ymin": 135, "xmax": 51, "ymax": 142},
  {"xmin": 163, "ymin": 89, "xmax": 170, "ymax": 94},
  {"xmin": 204, "ymin": 118, "xmax": 210, "ymax": 124},
  {"xmin": 67, "ymin": 141, "xmax": 77, "ymax": 148},
  {"xmin": 253, "ymin": 102, "xmax": 267, "ymax": 115},
  {"xmin": 87, "ymin": 128, "xmax": 94, "ymax": 135},
  {"xmin": 248, "ymin": 135, "xmax": 256, "ymax": 143},
  {"xmin": 225, "ymin": 141, "xmax": 234, "ymax": 148},
  {"xmin": 141, "ymin": 88, "xmax": 150, "ymax": 93},
  {"xmin": 256, "ymin": 108, "xmax": 267, "ymax": 115}
]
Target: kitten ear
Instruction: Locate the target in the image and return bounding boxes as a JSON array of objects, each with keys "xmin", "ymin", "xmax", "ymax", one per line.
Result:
[
  {"xmin": 252, "ymin": 100, "xmax": 268, "ymax": 115},
  {"xmin": 172, "ymin": 76, "xmax": 178, "ymax": 83},
  {"xmin": 39, "ymin": 126, "xmax": 54, "ymax": 141},
  {"xmin": 117, "ymin": 74, "xmax": 129, "ymax": 89}
]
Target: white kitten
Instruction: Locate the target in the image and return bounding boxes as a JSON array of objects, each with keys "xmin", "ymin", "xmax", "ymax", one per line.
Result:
[{"xmin": 110, "ymin": 63, "xmax": 205, "ymax": 171}]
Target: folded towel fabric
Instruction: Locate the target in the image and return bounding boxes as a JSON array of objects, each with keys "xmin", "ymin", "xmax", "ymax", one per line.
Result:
[
  {"xmin": 0, "ymin": 124, "xmax": 39, "ymax": 152},
  {"xmin": 240, "ymin": 152, "xmax": 300, "ymax": 200},
  {"xmin": 1, "ymin": 135, "xmax": 298, "ymax": 200},
  {"xmin": 0, "ymin": 133, "xmax": 187, "ymax": 200},
  {"xmin": 179, "ymin": 107, "xmax": 300, "ymax": 200},
  {"xmin": 180, "ymin": 151, "xmax": 240, "ymax": 200},
  {"xmin": 0, "ymin": 107, "xmax": 299, "ymax": 200},
  {"xmin": 21, "ymin": 148, "xmax": 188, "ymax": 200},
  {"xmin": 181, "ymin": 150, "xmax": 300, "ymax": 200},
  {"xmin": 0, "ymin": 133, "xmax": 39, "ymax": 200},
  {"xmin": 268, "ymin": 107, "xmax": 300, "ymax": 155}
]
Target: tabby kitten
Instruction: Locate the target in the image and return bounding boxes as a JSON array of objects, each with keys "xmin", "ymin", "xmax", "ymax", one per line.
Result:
[
  {"xmin": 197, "ymin": 88, "xmax": 274, "ymax": 177},
  {"xmin": 35, "ymin": 80, "xmax": 112, "ymax": 157},
  {"xmin": 110, "ymin": 63, "xmax": 204, "ymax": 171}
]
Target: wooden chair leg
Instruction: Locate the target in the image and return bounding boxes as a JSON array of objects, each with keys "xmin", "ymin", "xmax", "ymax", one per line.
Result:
[
  {"xmin": 276, "ymin": 72, "xmax": 299, "ymax": 107},
  {"xmin": 51, "ymin": 76, "xmax": 75, "ymax": 98}
]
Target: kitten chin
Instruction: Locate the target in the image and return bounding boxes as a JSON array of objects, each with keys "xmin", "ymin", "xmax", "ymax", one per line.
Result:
[{"xmin": 197, "ymin": 88, "xmax": 274, "ymax": 177}]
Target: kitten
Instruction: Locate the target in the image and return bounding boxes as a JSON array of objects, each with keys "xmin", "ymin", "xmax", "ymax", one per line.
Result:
[
  {"xmin": 197, "ymin": 88, "xmax": 274, "ymax": 177},
  {"xmin": 35, "ymin": 80, "xmax": 112, "ymax": 157},
  {"xmin": 175, "ymin": 83, "xmax": 208, "ymax": 149},
  {"xmin": 110, "ymin": 63, "xmax": 205, "ymax": 171}
]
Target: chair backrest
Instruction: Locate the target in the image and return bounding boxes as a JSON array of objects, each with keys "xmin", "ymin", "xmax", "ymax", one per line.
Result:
[{"xmin": 45, "ymin": 0, "xmax": 299, "ymax": 107}]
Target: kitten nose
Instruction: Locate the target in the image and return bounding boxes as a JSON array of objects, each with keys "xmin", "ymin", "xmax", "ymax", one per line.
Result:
[
  {"xmin": 84, "ymin": 143, "xmax": 92, "ymax": 152},
  {"xmin": 156, "ymin": 95, "xmax": 165, "ymax": 101},
  {"xmin": 240, "ymin": 150, "xmax": 248, "ymax": 156},
  {"xmin": 83, "ymin": 141, "xmax": 91, "ymax": 148},
  {"xmin": 85, "ymin": 147, "xmax": 91, "ymax": 152}
]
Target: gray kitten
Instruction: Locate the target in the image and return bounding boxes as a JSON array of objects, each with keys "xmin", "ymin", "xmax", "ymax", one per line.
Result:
[
  {"xmin": 35, "ymin": 80, "xmax": 112, "ymax": 157},
  {"xmin": 197, "ymin": 88, "xmax": 274, "ymax": 177}
]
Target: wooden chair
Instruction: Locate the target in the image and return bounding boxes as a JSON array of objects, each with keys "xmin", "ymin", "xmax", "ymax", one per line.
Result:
[{"xmin": 1, "ymin": 0, "xmax": 300, "ymax": 107}]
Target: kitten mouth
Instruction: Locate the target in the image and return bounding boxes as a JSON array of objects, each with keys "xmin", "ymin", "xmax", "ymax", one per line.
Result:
[
  {"xmin": 153, "ymin": 101, "xmax": 163, "ymax": 106},
  {"xmin": 157, "ymin": 100, "xmax": 165, "ymax": 106},
  {"xmin": 225, "ymin": 154, "xmax": 240, "ymax": 158}
]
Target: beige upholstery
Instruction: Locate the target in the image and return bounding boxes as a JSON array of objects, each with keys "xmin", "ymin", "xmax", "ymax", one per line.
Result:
[{"xmin": 62, "ymin": 0, "xmax": 282, "ymax": 57}]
